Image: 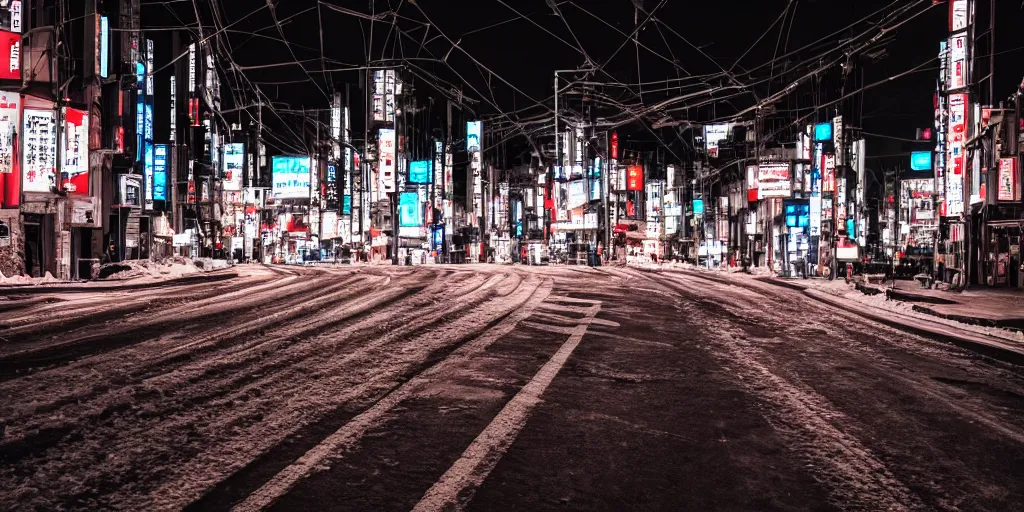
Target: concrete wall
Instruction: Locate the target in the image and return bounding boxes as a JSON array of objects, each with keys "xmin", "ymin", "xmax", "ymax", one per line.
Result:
[{"xmin": 0, "ymin": 209, "xmax": 23, "ymax": 277}]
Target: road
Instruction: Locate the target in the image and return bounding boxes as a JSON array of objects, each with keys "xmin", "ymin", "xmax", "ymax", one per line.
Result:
[{"xmin": 1, "ymin": 264, "xmax": 1024, "ymax": 511}]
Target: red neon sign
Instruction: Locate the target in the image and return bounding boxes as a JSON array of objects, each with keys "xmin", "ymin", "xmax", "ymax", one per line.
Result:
[
  {"xmin": 626, "ymin": 165, "xmax": 643, "ymax": 191},
  {"xmin": 0, "ymin": 31, "xmax": 20, "ymax": 81}
]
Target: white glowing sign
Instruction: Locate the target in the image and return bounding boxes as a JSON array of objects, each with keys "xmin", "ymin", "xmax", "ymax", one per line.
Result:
[{"xmin": 22, "ymin": 109, "xmax": 57, "ymax": 193}]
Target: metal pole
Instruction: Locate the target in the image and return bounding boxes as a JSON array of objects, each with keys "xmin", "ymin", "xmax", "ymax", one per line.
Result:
[
  {"xmin": 989, "ymin": 0, "xmax": 995, "ymax": 105},
  {"xmin": 554, "ymin": 72, "xmax": 559, "ymax": 174},
  {"xmin": 392, "ymin": 79, "xmax": 399, "ymax": 266},
  {"xmin": 602, "ymin": 136, "xmax": 610, "ymax": 258}
]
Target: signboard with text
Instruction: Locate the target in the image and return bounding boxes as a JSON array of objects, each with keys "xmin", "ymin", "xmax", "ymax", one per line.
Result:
[{"xmin": 998, "ymin": 157, "xmax": 1018, "ymax": 202}]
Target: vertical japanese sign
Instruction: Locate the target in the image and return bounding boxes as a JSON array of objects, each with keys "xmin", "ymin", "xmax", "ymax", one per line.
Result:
[
  {"xmin": 935, "ymin": 41, "xmax": 947, "ymax": 215},
  {"xmin": 378, "ymin": 128, "xmax": 396, "ymax": 193},
  {"xmin": 0, "ymin": 30, "xmax": 19, "ymax": 80},
  {"xmin": 997, "ymin": 158, "xmax": 1018, "ymax": 202},
  {"xmin": 9, "ymin": 1, "xmax": 21, "ymax": 33},
  {"xmin": 946, "ymin": 93, "xmax": 967, "ymax": 216},
  {"xmin": 703, "ymin": 124, "xmax": 729, "ymax": 158},
  {"xmin": 433, "ymin": 139, "xmax": 443, "ymax": 211},
  {"xmin": 223, "ymin": 142, "xmax": 244, "ymax": 191},
  {"xmin": 99, "ymin": 15, "xmax": 108, "ymax": 78},
  {"xmin": 822, "ymin": 154, "xmax": 836, "ymax": 193},
  {"xmin": 188, "ymin": 43, "xmax": 196, "ymax": 92},
  {"xmin": 144, "ymin": 142, "xmax": 154, "ymax": 209},
  {"xmin": 398, "ymin": 191, "xmax": 421, "ymax": 227},
  {"xmin": 22, "ymin": 109, "xmax": 56, "ymax": 193},
  {"xmin": 0, "ymin": 92, "xmax": 17, "ymax": 175},
  {"xmin": 949, "ymin": 0, "xmax": 968, "ymax": 31},
  {"xmin": 61, "ymin": 108, "xmax": 89, "ymax": 195},
  {"xmin": 385, "ymin": 69, "xmax": 396, "ymax": 123},
  {"xmin": 372, "ymin": 70, "xmax": 385, "ymax": 122},
  {"xmin": 832, "ymin": 116, "xmax": 843, "ymax": 166},
  {"xmin": 154, "ymin": 144, "xmax": 167, "ymax": 201},
  {"xmin": 626, "ymin": 165, "xmax": 643, "ymax": 191},
  {"xmin": 948, "ymin": 33, "xmax": 968, "ymax": 91},
  {"xmin": 325, "ymin": 161, "xmax": 338, "ymax": 211},
  {"xmin": 467, "ymin": 121, "xmax": 482, "ymax": 218},
  {"xmin": 169, "ymin": 75, "xmax": 176, "ymax": 142}
]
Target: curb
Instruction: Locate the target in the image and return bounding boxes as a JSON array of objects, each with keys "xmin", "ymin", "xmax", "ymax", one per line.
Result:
[
  {"xmin": 803, "ymin": 289, "xmax": 1024, "ymax": 366},
  {"xmin": 884, "ymin": 288, "xmax": 957, "ymax": 305},
  {"xmin": 0, "ymin": 271, "xmax": 239, "ymax": 296},
  {"xmin": 909, "ymin": 303, "xmax": 1024, "ymax": 332},
  {"xmin": 676, "ymin": 269, "xmax": 1024, "ymax": 366}
]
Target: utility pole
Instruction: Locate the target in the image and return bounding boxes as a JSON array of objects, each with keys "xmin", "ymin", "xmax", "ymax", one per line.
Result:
[
  {"xmin": 391, "ymin": 76, "xmax": 400, "ymax": 266},
  {"xmin": 988, "ymin": 0, "xmax": 995, "ymax": 106}
]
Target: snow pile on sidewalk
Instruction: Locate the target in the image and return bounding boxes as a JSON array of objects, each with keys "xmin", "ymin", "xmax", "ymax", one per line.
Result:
[
  {"xmin": 788, "ymin": 277, "xmax": 1024, "ymax": 345},
  {"xmin": 0, "ymin": 271, "xmax": 62, "ymax": 286},
  {"xmin": 680, "ymin": 268, "xmax": 1024, "ymax": 346},
  {"xmin": 95, "ymin": 257, "xmax": 205, "ymax": 281}
]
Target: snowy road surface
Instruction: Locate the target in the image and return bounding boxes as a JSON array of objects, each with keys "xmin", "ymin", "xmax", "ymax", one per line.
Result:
[{"xmin": 1, "ymin": 264, "xmax": 1024, "ymax": 510}]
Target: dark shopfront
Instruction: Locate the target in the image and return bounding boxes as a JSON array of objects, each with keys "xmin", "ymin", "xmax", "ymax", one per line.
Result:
[
  {"xmin": 22, "ymin": 213, "xmax": 55, "ymax": 278},
  {"xmin": 983, "ymin": 219, "xmax": 1023, "ymax": 288}
]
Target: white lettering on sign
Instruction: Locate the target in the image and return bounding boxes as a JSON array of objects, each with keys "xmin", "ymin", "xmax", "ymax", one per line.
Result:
[
  {"xmin": 10, "ymin": 1, "xmax": 21, "ymax": 33},
  {"xmin": 8, "ymin": 39, "xmax": 18, "ymax": 74},
  {"xmin": 188, "ymin": 43, "xmax": 196, "ymax": 92}
]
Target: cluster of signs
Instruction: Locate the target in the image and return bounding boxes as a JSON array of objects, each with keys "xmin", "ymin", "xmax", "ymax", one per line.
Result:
[{"xmin": 943, "ymin": 0, "xmax": 970, "ymax": 216}]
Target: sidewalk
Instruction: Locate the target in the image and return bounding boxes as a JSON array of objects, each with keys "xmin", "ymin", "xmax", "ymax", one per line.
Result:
[
  {"xmin": 644, "ymin": 263, "xmax": 1024, "ymax": 365},
  {"xmin": 0, "ymin": 258, "xmax": 241, "ymax": 295},
  {"xmin": 870, "ymin": 279, "xmax": 1024, "ymax": 330}
]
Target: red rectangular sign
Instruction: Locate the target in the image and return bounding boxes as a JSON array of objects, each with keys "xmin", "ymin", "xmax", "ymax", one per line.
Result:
[
  {"xmin": 626, "ymin": 165, "xmax": 643, "ymax": 191},
  {"xmin": 0, "ymin": 31, "xmax": 19, "ymax": 81}
]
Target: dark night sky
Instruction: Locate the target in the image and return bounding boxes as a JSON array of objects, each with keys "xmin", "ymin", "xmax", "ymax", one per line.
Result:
[{"xmin": 145, "ymin": 0, "xmax": 1024, "ymax": 155}]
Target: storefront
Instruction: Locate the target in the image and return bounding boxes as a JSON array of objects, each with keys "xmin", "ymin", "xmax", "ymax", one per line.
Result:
[{"xmin": 982, "ymin": 219, "xmax": 1023, "ymax": 287}]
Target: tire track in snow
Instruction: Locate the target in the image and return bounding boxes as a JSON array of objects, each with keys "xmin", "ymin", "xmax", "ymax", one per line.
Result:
[
  {"xmin": 662, "ymin": 271, "xmax": 1024, "ymax": 444},
  {"xmin": 0, "ymin": 272, "xmax": 395, "ymax": 464},
  {"xmin": 129, "ymin": 272, "xmax": 535, "ymax": 510},
  {"xmin": 0, "ymin": 272, "xmax": 287, "ymax": 360},
  {"xmin": 0, "ymin": 273, "xmax": 354, "ymax": 380},
  {"xmin": 0, "ymin": 271, "xmax": 262, "ymax": 331},
  {"xmin": 411, "ymin": 295, "xmax": 601, "ymax": 512},
  {"xmin": 0, "ymin": 270, "xmax": 505, "ymax": 510},
  {"xmin": 660, "ymin": 270, "xmax": 1024, "ymax": 506},
  {"xmin": 224, "ymin": 276, "xmax": 553, "ymax": 512},
  {"xmin": 625, "ymin": 268, "xmax": 925, "ymax": 510}
]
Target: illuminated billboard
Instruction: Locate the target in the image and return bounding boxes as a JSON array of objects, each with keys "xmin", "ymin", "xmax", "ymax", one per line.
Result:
[
  {"xmin": 153, "ymin": 144, "xmax": 167, "ymax": 201},
  {"xmin": 757, "ymin": 162, "xmax": 791, "ymax": 198},
  {"xmin": 814, "ymin": 122, "xmax": 832, "ymax": 141},
  {"xmin": 703, "ymin": 123, "xmax": 729, "ymax": 158},
  {"xmin": 272, "ymin": 155, "xmax": 311, "ymax": 200},
  {"xmin": 693, "ymin": 198, "xmax": 704, "ymax": 215},
  {"xmin": 378, "ymin": 128, "xmax": 395, "ymax": 193},
  {"xmin": 409, "ymin": 159, "xmax": 432, "ymax": 184},
  {"xmin": 626, "ymin": 165, "xmax": 643, "ymax": 191},
  {"xmin": 909, "ymin": 151, "xmax": 932, "ymax": 171},
  {"xmin": 998, "ymin": 157, "xmax": 1019, "ymax": 202},
  {"xmin": 467, "ymin": 121, "xmax": 482, "ymax": 151},
  {"xmin": 223, "ymin": 142, "xmax": 244, "ymax": 191},
  {"xmin": 398, "ymin": 191, "xmax": 421, "ymax": 227},
  {"xmin": 567, "ymin": 180, "xmax": 586, "ymax": 209},
  {"xmin": 0, "ymin": 30, "xmax": 19, "ymax": 80},
  {"xmin": 61, "ymin": 107, "xmax": 89, "ymax": 195},
  {"xmin": 22, "ymin": 109, "xmax": 57, "ymax": 193}
]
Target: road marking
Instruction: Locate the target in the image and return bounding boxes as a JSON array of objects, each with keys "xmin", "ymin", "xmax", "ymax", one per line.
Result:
[
  {"xmin": 230, "ymin": 279, "xmax": 552, "ymax": 512},
  {"xmin": 411, "ymin": 300, "xmax": 601, "ymax": 512}
]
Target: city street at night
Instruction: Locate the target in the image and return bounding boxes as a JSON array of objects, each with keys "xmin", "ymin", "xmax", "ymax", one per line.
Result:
[
  {"xmin": 3, "ymin": 0, "xmax": 1024, "ymax": 510},
  {"xmin": 2, "ymin": 265, "xmax": 1024, "ymax": 510}
]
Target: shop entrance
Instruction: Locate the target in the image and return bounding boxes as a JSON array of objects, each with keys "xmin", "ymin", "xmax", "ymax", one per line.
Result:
[
  {"xmin": 22, "ymin": 213, "xmax": 55, "ymax": 278},
  {"xmin": 986, "ymin": 223, "xmax": 1021, "ymax": 288}
]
